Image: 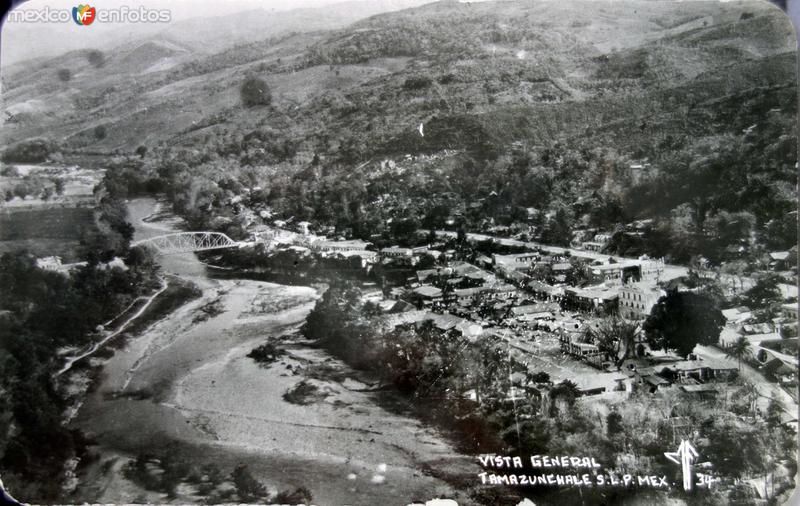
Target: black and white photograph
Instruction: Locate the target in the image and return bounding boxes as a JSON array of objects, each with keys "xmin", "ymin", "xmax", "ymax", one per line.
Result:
[{"xmin": 0, "ymin": 0, "xmax": 797, "ymax": 504}]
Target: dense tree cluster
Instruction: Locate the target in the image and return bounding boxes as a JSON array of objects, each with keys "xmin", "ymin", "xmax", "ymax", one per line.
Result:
[
  {"xmin": 56, "ymin": 68, "xmax": 71, "ymax": 82},
  {"xmin": 1, "ymin": 139, "xmax": 54, "ymax": 164},
  {"xmin": 643, "ymin": 289, "xmax": 725, "ymax": 357},
  {"xmin": 240, "ymin": 76, "xmax": 272, "ymax": 107},
  {"xmin": 0, "ymin": 171, "xmax": 66, "ymax": 203},
  {"xmin": 86, "ymin": 49, "xmax": 105, "ymax": 68},
  {"xmin": 122, "ymin": 453, "xmax": 313, "ymax": 504}
]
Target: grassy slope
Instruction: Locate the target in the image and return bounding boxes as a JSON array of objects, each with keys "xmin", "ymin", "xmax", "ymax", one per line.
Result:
[{"xmin": 0, "ymin": 0, "xmax": 795, "ymax": 159}]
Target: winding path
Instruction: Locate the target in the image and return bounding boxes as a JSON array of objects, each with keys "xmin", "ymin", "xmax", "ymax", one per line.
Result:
[{"xmin": 56, "ymin": 278, "xmax": 168, "ymax": 377}]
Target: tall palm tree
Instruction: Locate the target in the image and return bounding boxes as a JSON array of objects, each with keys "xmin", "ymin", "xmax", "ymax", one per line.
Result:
[
  {"xmin": 740, "ymin": 381, "xmax": 759, "ymax": 417},
  {"xmin": 725, "ymin": 335, "xmax": 752, "ymax": 371}
]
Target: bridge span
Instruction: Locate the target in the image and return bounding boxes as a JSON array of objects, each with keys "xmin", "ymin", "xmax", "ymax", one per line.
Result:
[{"xmin": 132, "ymin": 232, "xmax": 239, "ymax": 255}]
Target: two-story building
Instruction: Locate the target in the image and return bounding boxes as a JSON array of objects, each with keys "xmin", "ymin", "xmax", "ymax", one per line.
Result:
[{"xmin": 588, "ymin": 262, "xmax": 638, "ymax": 283}]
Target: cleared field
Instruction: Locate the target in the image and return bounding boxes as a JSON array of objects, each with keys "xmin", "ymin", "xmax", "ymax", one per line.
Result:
[
  {"xmin": 0, "ymin": 206, "xmax": 96, "ymax": 260},
  {"xmin": 0, "ymin": 206, "xmax": 94, "ymax": 241},
  {"xmin": 0, "ymin": 238, "xmax": 84, "ymax": 261}
]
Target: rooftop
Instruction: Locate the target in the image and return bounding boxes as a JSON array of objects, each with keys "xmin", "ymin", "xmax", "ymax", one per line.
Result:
[
  {"xmin": 591, "ymin": 261, "xmax": 640, "ymax": 272},
  {"xmin": 566, "ymin": 285, "xmax": 620, "ymax": 301},
  {"xmin": 622, "ymin": 281, "xmax": 662, "ymax": 293},
  {"xmin": 665, "ymin": 359, "xmax": 736, "ymax": 372},
  {"xmin": 416, "ymin": 268, "xmax": 440, "ymax": 281},
  {"xmin": 527, "ymin": 280, "xmax": 563, "ymax": 294},
  {"xmin": 314, "ymin": 239, "xmax": 372, "ymax": 249},
  {"xmin": 510, "ymin": 303, "xmax": 560, "ymax": 316},
  {"xmin": 381, "ymin": 246, "xmax": 413, "ymax": 253},
  {"xmin": 644, "ymin": 375, "xmax": 671, "ymax": 386},
  {"xmin": 413, "ymin": 285, "xmax": 442, "ymax": 298},
  {"xmin": 680, "ymin": 384, "xmax": 718, "ymax": 393}
]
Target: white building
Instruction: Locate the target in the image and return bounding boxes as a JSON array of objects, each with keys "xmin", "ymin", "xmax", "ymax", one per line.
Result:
[
  {"xmin": 640, "ymin": 258, "xmax": 665, "ymax": 281},
  {"xmin": 492, "ymin": 252, "xmax": 539, "ymax": 271},
  {"xmin": 313, "ymin": 239, "xmax": 372, "ymax": 253},
  {"xmin": 619, "ymin": 282, "xmax": 663, "ymax": 320},
  {"xmin": 381, "ymin": 246, "xmax": 414, "ymax": 258},
  {"xmin": 36, "ymin": 256, "xmax": 63, "ymax": 271}
]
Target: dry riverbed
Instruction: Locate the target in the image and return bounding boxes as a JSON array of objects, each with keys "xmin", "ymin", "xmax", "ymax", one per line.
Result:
[{"xmin": 70, "ymin": 276, "xmax": 477, "ymax": 505}]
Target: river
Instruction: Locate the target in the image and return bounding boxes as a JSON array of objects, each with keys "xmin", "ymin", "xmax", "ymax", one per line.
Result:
[{"xmin": 69, "ymin": 198, "xmax": 476, "ymax": 505}]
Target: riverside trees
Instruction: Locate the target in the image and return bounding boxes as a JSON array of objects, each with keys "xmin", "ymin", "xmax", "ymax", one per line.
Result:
[{"xmin": 0, "ymin": 247, "xmax": 160, "ymax": 500}]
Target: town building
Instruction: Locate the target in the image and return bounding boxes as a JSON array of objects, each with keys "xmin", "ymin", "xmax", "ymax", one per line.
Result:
[
  {"xmin": 416, "ymin": 268, "xmax": 441, "ymax": 283},
  {"xmin": 499, "ymin": 269, "xmax": 530, "ymax": 286},
  {"xmin": 721, "ymin": 306, "xmax": 753, "ymax": 326},
  {"xmin": 619, "ymin": 282, "xmax": 663, "ymax": 320},
  {"xmin": 769, "ymin": 250, "xmax": 792, "ymax": 270},
  {"xmin": 492, "ymin": 252, "xmax": 539, "ymax": 272},
  {"xmin": 594, "ymin": 233, "xmax": 613, "ymax": 244},
  {"xmin": 36, "ymin": 256, "xmax": 64, "ymax": 271},
  {"xmin": 719, "ymin": 331, "xmax": 780, "ymax": 350},
  {"xmin": 742, "ymin": 323, "xmax": 775, "ymax": 335},
  {"xmin": 631, "ymin": 366, "xmax": 671, "ymax": 393},
  {"xmin": 451, "ymin": 283, "xmax": 517, "ymax": 303},
  {"xmin": 451, "ymin": 261, "xmax": 494, "ymax": 281},
  {"xmin": 660, "ymin": 359, "xmax": 737, "ymax": 383},
  {"xmin": 35, "ymin": 256, "xmax": 88, "ymax": 274},
  {"xmin": 381, "ymin": 246, "xmax": 414, "ymax": 258},
  {"xmin": 588, "ymin": 261, "xmax": 641, "ymax": 283},
  {"xmin": 563, "ymin": 285, "xmax": 619, "ymax": 314},
  {"xmin": 782, "ymin": 303, "xmax": 798, "ymax": 321},
  {"xmin": 573, "ymin": 372, "xmax": 628, "ymax": 396},
  {"xmin": 551, "ymin": 262, "xmax": 572, "ymax": 275},
  {"xmin": 377, "ymin": 310, "xmax": 484, "ymax": 342},
  {"xmin": 508, "ymin": 303, "xmax": 560, "ymax": 323},
  {"xmin": 639, "ymin": 258, "xmax": 665, "ymax": 280},
  {"xmin": 526, "ymin": 280, "xmax": 564, "ymax": 302},
  {"xmin": 312, "ymin": 239, "xmax": 372, "ymax": 253},
  {"xmin": 411, "ymin": 285, "xmax": 443, "ymax": 306},
  {"xmin": 476, "ymin": 254, "xmax": 493, "ymax": 269},
  {"xmin": 558, "ymin": 334, "xmax": 603, "ymax": 367}
]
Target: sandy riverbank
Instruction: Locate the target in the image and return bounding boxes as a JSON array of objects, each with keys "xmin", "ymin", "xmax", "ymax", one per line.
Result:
[{"xmin": 72, "ymin": 279, "xmax": 475, "ymax": 505}]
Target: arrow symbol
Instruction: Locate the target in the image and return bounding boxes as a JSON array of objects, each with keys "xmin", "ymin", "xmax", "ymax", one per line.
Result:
[{"xmin": 665, "ymin": 439, "xmax": 699, "ymax": 491}]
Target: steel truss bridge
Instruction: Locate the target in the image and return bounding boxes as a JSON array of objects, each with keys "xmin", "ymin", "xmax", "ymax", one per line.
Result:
[{"xmin": 132, "ymin": 232, "xmax": 239, "ymax": 255}]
